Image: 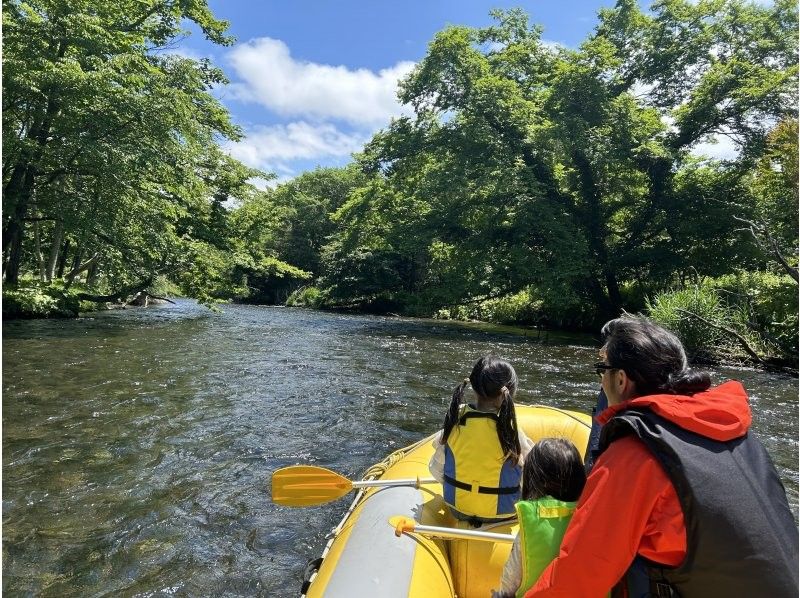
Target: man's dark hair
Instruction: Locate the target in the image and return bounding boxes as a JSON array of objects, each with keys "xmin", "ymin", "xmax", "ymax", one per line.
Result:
[{"xmin": 601, "ymin": 315, "xmax": 711, "ymax": 396}]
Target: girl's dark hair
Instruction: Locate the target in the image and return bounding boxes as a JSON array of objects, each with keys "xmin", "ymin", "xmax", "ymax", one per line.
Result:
[
  {"xmin": 522, "ymin": 438, "xmax": 586, "ymax": 502},
  {"xmin": 440, "ymin": 355, "xmax": 521, "ymax": 463},
  {"xmin": 601, "ymin": 315, "xmax": 711, "ymax": 396}
]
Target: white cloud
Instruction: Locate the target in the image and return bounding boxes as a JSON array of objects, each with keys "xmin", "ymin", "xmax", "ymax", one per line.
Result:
[
  {"xmin": 224, "ymin": 121, "xmax": 368, "ymax": 172},
  {"xmin": 541, "ymin": 39, "xmax": 566, "ymax": 51},
  {"xmin": 690, "ymin": 133, "xmax": 740, "ymax": 161},
  {"xmin": 226, "ymin": 37, "xmax": 415, "ymax": 127}
]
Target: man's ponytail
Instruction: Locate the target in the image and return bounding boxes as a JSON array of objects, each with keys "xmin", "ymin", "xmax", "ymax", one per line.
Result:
[{"xmin": 661, "ymin": 369, "xmax": 711, "ymax": 395}]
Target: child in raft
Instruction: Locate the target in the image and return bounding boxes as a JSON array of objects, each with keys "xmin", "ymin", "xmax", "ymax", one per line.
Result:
[
  {"xmin": 428, "ymin": 355, "xmax": 534, "ymax": 524},
  {"xmin": 492, "ymin": 437, "xmax": 587, "ymax": 598}
]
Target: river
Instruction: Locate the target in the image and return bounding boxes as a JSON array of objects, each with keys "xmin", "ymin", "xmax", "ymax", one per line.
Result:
[{"xmin": 3, "ymin": 301, "xmax": 797, "ymax": 596}]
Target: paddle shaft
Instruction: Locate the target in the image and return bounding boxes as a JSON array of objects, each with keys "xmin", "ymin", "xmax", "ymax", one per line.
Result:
[
  {"xmin": 353, "ymin": 477, "xmax": 436, "ymax": 490},
  {"xmin": 392, "ymin": 517, "xmax": 515, "ymax": 543}
]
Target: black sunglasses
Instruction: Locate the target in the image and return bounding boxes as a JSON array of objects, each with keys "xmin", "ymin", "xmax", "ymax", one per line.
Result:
[{"xmin": 594, "ymin": 362, "xmax": 616, "ymax": 378}]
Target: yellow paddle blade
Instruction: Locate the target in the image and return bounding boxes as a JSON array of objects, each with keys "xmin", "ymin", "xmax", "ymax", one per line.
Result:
[{"xmin": 271, "ymin": 465, "xmax": 353, "ymax": 507}]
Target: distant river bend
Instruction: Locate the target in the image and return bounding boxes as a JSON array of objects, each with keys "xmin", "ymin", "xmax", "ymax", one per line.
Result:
[{"xmin": 3, "ymin": 301, "xmax": 797, "ymax": 596}]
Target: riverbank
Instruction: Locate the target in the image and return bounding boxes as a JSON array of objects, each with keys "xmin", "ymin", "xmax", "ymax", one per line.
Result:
[{"xmin": 2, "ymin": 280, "xmax": 176, "ymax": 320}]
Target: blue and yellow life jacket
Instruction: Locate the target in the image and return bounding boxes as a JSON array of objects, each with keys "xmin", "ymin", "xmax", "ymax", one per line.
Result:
[{"xmin": 442, "ymin": 405, "xmax": 522, "ymax": 519}]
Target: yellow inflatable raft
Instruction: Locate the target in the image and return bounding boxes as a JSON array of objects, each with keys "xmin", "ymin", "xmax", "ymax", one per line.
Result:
[{"xmin": 275, "ymin": 404, "xmax": 591, "ymax": 598}]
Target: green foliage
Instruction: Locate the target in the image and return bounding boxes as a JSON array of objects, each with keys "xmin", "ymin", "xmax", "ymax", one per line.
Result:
[
  {"xmin": 223, "ymin": 166, "xmax": 364, "ymax": 305},
  {"xmin": 4, "ymin": 0, "xmax": 797, "ymax": 362},
  {"xmin": 147, "ymin": 275, "xmax": 182, "ymax": 298},
  {"xmin": 2, "ymin": 278, "xmax": 81, "ymax": 318},
  {"xmin": 647, "ymin": 286, "xmax": 728, "ymax": 358},
  {"xmin": 286, "ymin": 286, "xmax": 326, "ymax": 309},
  {"xmin": 2, "ymin": 0, "xmax": 264, "ymax": 305},
  {"xmin": 714, "ymin": 271, "xmax": 798, "ymax": 358},
  {"xmin": 324, "ymin": 1, "xmax": 796, "ymax": 324},
  {"xmin": 647, "ymin": 271, "xmax": 798, "ymax": 362},
  {"xmin": 745, "ymin": 118, "xmax": 799, "ymax": 274},
  {"xmin": 434, "ymin": 288, "xmax": 542, "ymax": 324},
  {"xmin": 3, "ymin": 286, "xmax": 61, "ymax": 319}
]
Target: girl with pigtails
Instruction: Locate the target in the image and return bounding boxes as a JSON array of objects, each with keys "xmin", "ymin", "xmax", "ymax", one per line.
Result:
[{"xmin": 428, "ymin": 355, "xmax": 533, "ymax": 524}]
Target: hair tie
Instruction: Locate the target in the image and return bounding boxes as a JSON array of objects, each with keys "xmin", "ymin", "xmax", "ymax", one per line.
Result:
[{"xmin": 501, "ymin": 385, "xmax": 509, "ymax": 398}]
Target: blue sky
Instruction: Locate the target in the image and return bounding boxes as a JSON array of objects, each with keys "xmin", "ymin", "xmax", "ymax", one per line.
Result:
[{"xmin": 173, "ymin": 1, "xmax": 733, "ymax": 187}]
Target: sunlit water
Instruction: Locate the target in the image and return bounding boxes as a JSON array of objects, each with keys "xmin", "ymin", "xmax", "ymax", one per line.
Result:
[{"xmin": 3, "ymin": 301, "xmax": 797, "ymax": 596}]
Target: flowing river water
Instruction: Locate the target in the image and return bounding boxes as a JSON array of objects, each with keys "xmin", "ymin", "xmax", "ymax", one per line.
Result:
[{"xmin": 3, "ymin": 301, "xmax": 798, "ymax": 596}]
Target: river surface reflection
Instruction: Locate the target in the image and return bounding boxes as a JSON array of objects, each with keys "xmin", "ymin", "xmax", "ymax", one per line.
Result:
[{"xmin": 3, "ymin": 301, "xmax": 797, "ymax": 596}]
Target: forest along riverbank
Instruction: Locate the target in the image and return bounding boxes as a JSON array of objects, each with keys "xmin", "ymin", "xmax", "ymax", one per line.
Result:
[{"xmin": 3, "ymin": 301, "xmax": 797, "ymax": 596}]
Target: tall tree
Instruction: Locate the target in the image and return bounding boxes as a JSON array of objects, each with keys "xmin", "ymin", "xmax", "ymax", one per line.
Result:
[
  {"xmin": 340, "ymin": 1, "xmax": 796, "ymax": 320},
  {"xmin": 2, "ymin": 0, "xmax": 258, "ymax": 299}
]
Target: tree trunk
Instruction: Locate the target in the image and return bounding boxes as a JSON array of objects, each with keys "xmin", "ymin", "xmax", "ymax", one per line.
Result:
[
  {"xmin": 64, "ymin": 246, "xmax": 84, "ymax": 287},
  {"xmin": 46, "ymin": 220, "xmax": 64, "ymax": 281},
  {"xmin": 77, "ymin": 277, "xmax": 154, "ymax": 303},
  {"xmin": 3, "ymin": 166, "xmax": 36, "ymax": 285},
  {"xmin": 85, "ymin": 259, "xmax": 101, "ymax": 288},
  {"xmin": 604, "ymin": 269, "xmax": 623, "ymax": 314},
  {"xmin": 33, "ymin": 218, "xmax": 46, "ymax": 281},
  {"xmin": 2, "ymin": 162, "xmax": 30, "ymax": 261},
  {"xmin": 572, "ymin": 149, "xmax": 622, "ymax": 315},
  {"xmin": 65, "ymin": 252, "xmax": 100, "ymax": 286},
  {"xmin": 56, "ymin": 238, "xmax": 70, "ymax": 278},
  {"xmin": 2, "ymin": 41, "xmax": 66, "ymax": 285}
]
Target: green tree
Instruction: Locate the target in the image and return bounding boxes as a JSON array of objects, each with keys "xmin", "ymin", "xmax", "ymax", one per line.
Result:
[
  {"xmin": 270, "ymin": 165, "xmax": 367, "ymax": 277},
  {"xmin": 739, "ymin": 118, "xmax": 799, "ymax": 281},
  {"xmin": 2, "ymin": 0, "xmax": 259, "ymax": 304},
  {"xmin": 338, "ymin": 2, "xmax": 796, "ymax": 322}
]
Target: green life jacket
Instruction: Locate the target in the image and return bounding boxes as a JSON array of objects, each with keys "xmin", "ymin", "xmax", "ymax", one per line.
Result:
[{"xmin": 515, "ymin": 497, "xmax": 576, "ymax": 598}]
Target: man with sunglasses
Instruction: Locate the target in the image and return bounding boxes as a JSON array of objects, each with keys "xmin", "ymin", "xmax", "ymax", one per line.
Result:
[{"xmin": 524, "ymin": 315, "xmax": 797, "ymax": 598}]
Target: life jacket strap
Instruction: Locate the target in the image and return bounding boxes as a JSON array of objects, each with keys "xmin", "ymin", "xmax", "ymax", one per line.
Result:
[
  {"xmin": 650, "ymin": 581, "xmax": 677, "ymax": 598},
  {"xmin": 443, "ymin": 474, "xmax": 519, "ymax": 495}
]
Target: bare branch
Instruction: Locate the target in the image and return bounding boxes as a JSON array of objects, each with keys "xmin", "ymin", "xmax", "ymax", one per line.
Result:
[
  {"xmin": 675, "ymin": 308, "xmax": 763, "ymax": 363},
  {"xmin": 733, "ymin": 215, "xmax": 799, "ymax": 282}
]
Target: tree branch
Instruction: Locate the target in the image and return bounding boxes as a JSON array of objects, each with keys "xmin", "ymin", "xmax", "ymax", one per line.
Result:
[
  {"xmin": 733, "ymin": 215, "xmax": 799, "ymax": 282},
  {"xmin": 76, "ymin": 277, "xmax": 154, "ymax": 303},
  {"xmin": 675, "ymin": 308, "xmax": 764, "ymax": 363},
  {"xmin": 146, "ymin": 292, "xmax": 176, "ymax": 304}
]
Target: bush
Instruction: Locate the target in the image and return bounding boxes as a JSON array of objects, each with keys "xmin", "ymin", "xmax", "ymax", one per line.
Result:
[
  {"xmin": 147, "ymin": 275, "xmax": 182, "ymax": 298},
  {"xmin": 432, "ymin": 285, "xmax": 598, "ymax": 328},
  {"xmin": 647, "ymin": 271, "xmax": 799, "ymax": 362},
  {"xmin": 713, "ymin": 271, "xmax": 798, "ymax": 358},
  {"xmin": 286, "ymin": 286, "xmax": 326, "ymax": 308},
  {"xmin": 646, "ymin": 286, "xmax": 729, "ymax": 359},
  {"xmin": 2, "ymin": 279, "xmax": 81, "ymax": 319}
]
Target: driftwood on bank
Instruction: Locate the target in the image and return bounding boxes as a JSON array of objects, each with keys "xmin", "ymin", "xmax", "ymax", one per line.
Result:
[
  {"xmin": 127, "ymin": 291, "xmax": 176, "ymax": 306},
  {"xmin": 675, "ymin": 308, "xmax": 764, "ymax": 363}
]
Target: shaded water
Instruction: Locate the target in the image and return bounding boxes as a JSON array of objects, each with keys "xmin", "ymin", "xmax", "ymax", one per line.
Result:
[{"xmin": 3, "ymin": 301, "xmax": 798, "ymax": 596}]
